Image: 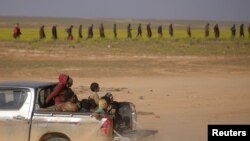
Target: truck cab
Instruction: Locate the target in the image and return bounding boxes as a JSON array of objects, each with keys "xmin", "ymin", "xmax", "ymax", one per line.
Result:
[{"xmin": 0, "ymin": 81, "xmax": 53, "ymax": 141}]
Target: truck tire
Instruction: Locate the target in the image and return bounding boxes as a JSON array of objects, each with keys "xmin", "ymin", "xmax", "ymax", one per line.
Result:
[
  {"xmin": 47, "ymin": 137, "xmax": 69, "ymax": 141},
  {"xmin": 40, "ymin": 133, "xmax": 70, "ymax": 141}
]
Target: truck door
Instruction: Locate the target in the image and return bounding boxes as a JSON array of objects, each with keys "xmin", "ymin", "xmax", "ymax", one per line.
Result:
[{"xmin": 0, "ymin": 88, "xmax": 32, "ymax": 141}]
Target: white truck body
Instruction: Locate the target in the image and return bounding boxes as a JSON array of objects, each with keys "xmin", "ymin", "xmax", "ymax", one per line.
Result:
[{"xmin": 0, "ymin": 81, "xmax": 110, "ymax": 141}]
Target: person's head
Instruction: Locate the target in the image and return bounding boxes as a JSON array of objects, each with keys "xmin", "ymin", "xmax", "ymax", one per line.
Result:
[
  {"xmin": 99, "ymin": 99, "xmax": 108, "ymax": 110},
  {"xmin": 90, "ymin": 82, "xmax": 99, "ymax": 92},
  {"xmin": 66, "ymin": 77, "xmax": 73, "ymax": 88},
  {"xmin": 64, "ymin": 88, "xmax": 75, "ymax": 103},
  {"xmin": 104, "ymin": 92, "xmax": 113, "ymax": 103}
]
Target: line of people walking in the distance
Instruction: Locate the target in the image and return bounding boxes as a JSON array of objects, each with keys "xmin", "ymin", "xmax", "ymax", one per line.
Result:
[{"xmin": 12, "ymin": 22, "xmax": 250, "ymax": 40}]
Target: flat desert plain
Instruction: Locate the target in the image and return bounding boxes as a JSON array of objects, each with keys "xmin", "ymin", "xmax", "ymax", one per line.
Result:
[{"xmin": 0, "ymin": 43, "xmax": 250, "ymax": 141}]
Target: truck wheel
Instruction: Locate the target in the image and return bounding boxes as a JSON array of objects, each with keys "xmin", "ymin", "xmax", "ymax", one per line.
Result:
[
  {"xmin": 40, "ymin": 133, "xmax": 70, "ymax": 141},
  {"xmin": 46, "ymin": 137, "xmax": 69, "ymax": 141}
]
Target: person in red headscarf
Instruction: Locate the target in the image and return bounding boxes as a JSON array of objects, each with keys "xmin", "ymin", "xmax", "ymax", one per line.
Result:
[
  {"xmin": 46, "ymin": 74, "xmax": 73, "ymax": 105},
  {"xmin": 13, "ymin": 23, "xmax": 22, "ymax": 39}
]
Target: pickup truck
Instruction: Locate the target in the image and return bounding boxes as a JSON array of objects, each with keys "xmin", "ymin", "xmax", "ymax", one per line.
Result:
[{"xmin": 0, "ymin": 81, "xmax": 157, "ymax": 141}]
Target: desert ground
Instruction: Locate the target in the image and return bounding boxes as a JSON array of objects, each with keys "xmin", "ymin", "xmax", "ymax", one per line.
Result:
[
  {"xmin": 1, "ymin": 45, "xmax": 250, "ymax": 141},
  {"xmin": 1, "ymin": 17, "xmax": 250, "ymax": 141}
]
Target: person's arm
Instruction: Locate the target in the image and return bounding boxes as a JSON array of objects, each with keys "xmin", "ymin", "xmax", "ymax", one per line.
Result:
[
  {"xmin": 111, "ymin": 101, "xmax": 119, "ymax": 115},
  {"xmin": 110, "ymin": 109, "xmax": 116, "ymax": 115},
  {"xmin": 46, "ymin": 83, "xmax": 64, "ymax": 103}
]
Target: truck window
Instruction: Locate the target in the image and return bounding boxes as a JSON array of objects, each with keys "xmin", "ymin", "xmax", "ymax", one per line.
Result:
[
  {"xmin": 36, "ymin": 86, "xmax": 55, "ymax": 109},
  {"xmin": 0, "ymin": 89, "xmax": 28, "ymax": 110}
]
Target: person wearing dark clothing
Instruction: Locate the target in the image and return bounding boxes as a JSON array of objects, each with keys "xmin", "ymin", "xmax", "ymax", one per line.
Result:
[
  {"xmin": 158, "ymin": 25, "xmax": 163, "ymax": 38},
  {"xmin": 137, "ymin": 24, "xmax": 142, "ymax": 38},
  {"xmin": 247, "ymin": 24, "xmax": 250, "ymax": 37},
  {"xmin": 58, "ymin": 88, "xmax": 79, "ymax": 112},
  {"xmin": 52, "ymin": 25, "xmax": 57, "ymax": 40},
  {"xmin": 13, "ymin": 23, "xmax": 21, "ymax": 39},
  {"xmin": 205, "ymin": 24, "xmax": 210, "ymax": 38},
  {"xmin": 99, "ymin": 23, "xmax": 105, "ymax": 38},
  {"xmin": 248, "ymin": 24, "xmax": 250, "ymax": 37},
  {"xmin": 80, "ymin": 98, "xmax": 97, "ymax": 112},
  {"xmin": 127, "ymin": 24, "xmax": 132, "ymax": 38},
  {"xmin": 146, "ymin": 23, "xmax": 152, "ymax": 38},
  {"xmin": 78, "ymin": 25, "xmax": 83, "ymax": 38},
  {"xmin": 46, "ymin": 74, "xmax": 73, "ymax": 105},
  {"xmin": 39, "ymin": 25, "xmax": 46, "ymax": 40},
  {"xmin": 240, "ymin": 24, "xmax": 245, "ymax": 38},
  {"xmin": 169, "ymin": 24, "xmax": 174, "ymax": 37},
  {"xmin": 113, "ymin": 24, "xmax": 117, "ymax": 38},
  {"xmin": 214, "ymin": 24, "xmax": 220, "ymax": 39},
  {"xmin": 187, "ymin": 25, "xmax": 191, "ymax": 38},
  {"xmin": 66, "ymin": 25, "xmax": 74, "ymax": 40},
  {"xmin": 87, "ymin": 24, "xmax": 94, "ymax": 39},
  {"xmin": 230, "ymin": 24, "xmax": 236, "ymax": 38},
  {"xmin": 79, "ymin": 82, "xmax": 100, "ymax": 112}
]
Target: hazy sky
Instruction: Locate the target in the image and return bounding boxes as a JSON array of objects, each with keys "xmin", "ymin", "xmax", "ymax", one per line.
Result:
[{"xmin": 1, "ymin": 0, "xmax": 250, "ymax": 21}]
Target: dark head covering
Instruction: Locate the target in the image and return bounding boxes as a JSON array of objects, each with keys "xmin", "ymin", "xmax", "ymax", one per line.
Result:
[{"xmin": 64, "ymin": 88, "xmax": 75, "ymax": 102}]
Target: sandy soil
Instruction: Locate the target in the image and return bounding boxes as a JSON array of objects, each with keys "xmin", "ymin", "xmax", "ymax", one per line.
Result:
[
  {"xmin": 70, "ymin": 75, "xmax": 250, "ymax": 141},
  {"xmin": 1, "ymin": 47, "xmax": 250, "ymax": 141}
]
